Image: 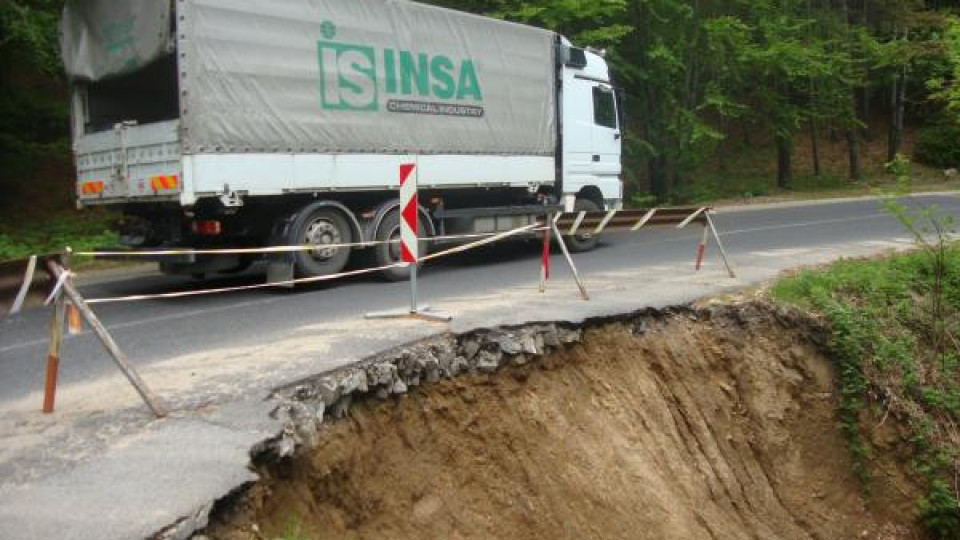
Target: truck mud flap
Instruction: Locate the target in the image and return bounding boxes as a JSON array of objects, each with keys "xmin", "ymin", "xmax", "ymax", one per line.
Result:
[
  {"xmin": 267, "ymin": 260, "xmax": 295, "ymax": 287},
  {"xmin": 267, "ymin": 214, "xmax": 296, "ymax": 288}
]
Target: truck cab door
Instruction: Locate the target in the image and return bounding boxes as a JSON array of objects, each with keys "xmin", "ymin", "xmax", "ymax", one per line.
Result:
[
  {"xmin": 562, "ymin": 74, "xmax": 623, "ymax": 208},
  {"xmin": 590, "ymin": 85, "xmax": 622, "ymax": 182}
]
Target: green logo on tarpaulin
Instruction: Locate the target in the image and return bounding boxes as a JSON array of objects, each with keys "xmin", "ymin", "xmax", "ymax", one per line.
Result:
[{"xmin": 317, "ymin": 21, "xmax": 484, "ymax": 117}]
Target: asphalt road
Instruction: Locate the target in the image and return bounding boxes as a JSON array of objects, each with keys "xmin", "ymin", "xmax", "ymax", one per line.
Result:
[
  {"xmin": 2, "ymin": 193, "xmax": 959, "ymax": 540},
  {"xmin": 0, "ymin": 194, "xmax": 957, "ymax": 406}
]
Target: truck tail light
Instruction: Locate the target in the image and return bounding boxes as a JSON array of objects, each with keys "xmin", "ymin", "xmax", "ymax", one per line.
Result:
[{"xmin": 191, "ymin": 220, "xmax": 222, "ymax": 236}]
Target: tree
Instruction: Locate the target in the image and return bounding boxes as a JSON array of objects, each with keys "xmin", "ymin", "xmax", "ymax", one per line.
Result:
[
  {"xmin": 610, "ymin": 0, "xmax": 735, "ymax": 201},
  {"xmin": 927, "ymin": 16, "xmax": 960, "ymax": 124},
  {"xmin": 0, "ymin": 0, "xmax": 70, "ymax": 215}
]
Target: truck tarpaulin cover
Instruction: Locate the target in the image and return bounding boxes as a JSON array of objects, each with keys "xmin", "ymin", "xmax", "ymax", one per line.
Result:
[
  {"xmin": 60, "ymin": 0, "xmax": 172, "ymax": 82},
  {"xmin": 179, "ymin": 0, "xmax": 557, "ymax": 156}
]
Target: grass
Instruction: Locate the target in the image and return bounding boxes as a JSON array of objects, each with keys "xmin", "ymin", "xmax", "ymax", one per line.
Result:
[
  {"xmin": 0, "ymin": 210, "xmax": 119, "ymax": 263},
  {"xmin": 659, "ymin": 166, "xmax": 957, "ymax": 207},
  {"xmin": 269, "ymin": 518, "xmax": 309, "ymax": 540},
  {"xmin": 652, "ymin": 120, "xmax": 959, "ymax": 206},
  {"xmin": 771, "ymin": 246, "xmax": 960, "ymax": 539}
]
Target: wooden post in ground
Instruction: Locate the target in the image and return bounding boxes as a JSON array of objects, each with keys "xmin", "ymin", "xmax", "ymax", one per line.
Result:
[
  {"xmin": 539, "ymin": 220, "xmax": 551, "ymax": 293},
  {"xmin": 705, "ymin": 212, "xmax": 737, "ymax": 279},
  {"xmin": 42, "ymin": 290, "xmax": 65, "ymax": 414},
  {"xmin": 550, "ymin": 218, "xmax": 590, "ymax": 301},
  {"xmin": 695, "ymin": 224, "xmax": 709, "ymax": 271},
  {"xmin": 65, "ymin": 248, "xmax": 82, "ymax": 336},
  {"xmin": 45, "ymin": 260, "xmax": 168, "ymax": 418}
]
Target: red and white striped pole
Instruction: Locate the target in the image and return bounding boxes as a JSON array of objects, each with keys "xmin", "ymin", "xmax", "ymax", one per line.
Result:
[
  {"xmin": 399, "ymin": 163, "xmax": 420, "ymax": 313},
  {"xmin": 539, "ymin": 218, "xmax": 551, "ymax": 293},
  {"xmin": 366, "ymin": 162, "xmax": 450, "ymax": 322},
  {"xmin": 695, "ymin": 223, "xmax": 709, "ymax": 271}
]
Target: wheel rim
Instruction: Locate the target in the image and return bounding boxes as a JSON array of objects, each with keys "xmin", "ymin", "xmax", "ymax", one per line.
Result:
[{"xmin": 303, "ymin": 218, "xmax": 343, "ymax": 260}]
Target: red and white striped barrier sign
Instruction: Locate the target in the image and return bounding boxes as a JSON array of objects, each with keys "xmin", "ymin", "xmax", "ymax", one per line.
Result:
[
  {"xmin": 366, "ymin": 162, "xmax": 451, "ymax": 322},
  {"xmin": 399, "ymin": 163, "xmax": 418, "ymax": 264}
]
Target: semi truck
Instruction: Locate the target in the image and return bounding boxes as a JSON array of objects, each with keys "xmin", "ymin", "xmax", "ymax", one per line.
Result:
[{"xmin": 60, "ymin": 0, "xmax": 623, "ymax": 281}]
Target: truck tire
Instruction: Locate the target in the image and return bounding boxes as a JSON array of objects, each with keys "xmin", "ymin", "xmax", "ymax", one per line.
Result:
[
  {"xmin": 288, "ymin": 206, "xmax": 353, "ymax": 278},
  {"xmin": 565, "ymin": 198, "xmax": 601, "ymax": 252},
  {"xmin": 372, "ymin": 210, "xmax": 430, "ymax": 282}
]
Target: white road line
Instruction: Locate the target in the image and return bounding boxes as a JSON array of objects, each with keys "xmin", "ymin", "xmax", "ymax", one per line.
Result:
[
  {"xmin": 714, "ymin": 191, "xmax": 958, "ymax": 213},
  {"xmin": 616, "ymin": 212, "xmax": 892, "ymax": 247},
  {"xmin": 719, "ymin": 212, "xmax": 890, "ymax": 236}
]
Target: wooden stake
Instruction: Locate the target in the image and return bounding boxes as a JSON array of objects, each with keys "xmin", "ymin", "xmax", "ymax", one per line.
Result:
[
  {"xmin": 539, "ymin": 222, "xmax": 551, "ymax": 293},
  {"xmin": 42, "ymin": 293, "xmax": 66, "ymax": 414},
  {"xmin": 695, "ymin": 224, "xmax": 709, "ymax": 271},
  {"xmin": 46, "ymin": 261, "xmax": 168, "ymax": 418},
  {"xmin": 550, "ymin": 220, "xmax": 590, "ymax": 301},
  {"xmin": 63, "ymin": 248, "xmax": 82, "ymax": 335},
  {"xmin": 705, "ymin": 212, "xmax": 737, "ymax": 279}
]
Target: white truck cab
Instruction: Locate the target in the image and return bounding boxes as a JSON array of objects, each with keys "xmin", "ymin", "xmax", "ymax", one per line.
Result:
[{"xmin": 561, "ymin": 42, "xmax": 624, "ymax": 212}]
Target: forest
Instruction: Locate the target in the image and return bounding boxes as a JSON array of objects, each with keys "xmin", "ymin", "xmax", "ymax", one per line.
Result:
[{"xmin": 1, "ymin": 0, "xmax": 959, "ymax": 220}]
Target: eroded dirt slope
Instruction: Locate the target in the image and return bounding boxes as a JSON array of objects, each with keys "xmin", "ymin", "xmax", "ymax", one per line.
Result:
[{"xmin": 208, "ymin": 305, "xmax": 920, "ymax": 540}]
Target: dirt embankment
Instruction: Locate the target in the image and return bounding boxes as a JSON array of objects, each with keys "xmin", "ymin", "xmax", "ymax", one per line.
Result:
[{"xmin": 206, "ymin": 304, "xmax": 923, "ymax": 540}]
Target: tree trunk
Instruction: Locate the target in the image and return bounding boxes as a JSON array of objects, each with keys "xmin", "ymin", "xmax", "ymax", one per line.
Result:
[
  {"xmin": 861, "ymin": 0, "xmax": 871, "ymax": 142},
  {"xmin": 887, "ymin": 46, "xmax": 908, "ymax": 161},
  {"xmin": 810, "ymin": 119, "xmax": 821, "ymax": 177},
  {"xmin": 887, "ymin": 75, "xmax": 900, "ymax": 161},
  {"xmin": 717, "ymin": 118, "xmax": 728, "ymax": 173},
  {"xmin": 846, "ymin": 129, "xmax": 861, "ymax": 180},
  {"xmin": 861, "ymin": 86, "xmax": 871, "ymax": 141},
  {"xmin": 777, "ymin": 135, "xmax": 793, "ymax": 189},
  {"xmin": 648, "ymin": 155, "xmax": 670, "ymax": 202}
]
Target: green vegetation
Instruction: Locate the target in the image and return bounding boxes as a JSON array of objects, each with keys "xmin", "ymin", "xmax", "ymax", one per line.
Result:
[
  {"xmin": 915, "ymin": 123, "xmax": 960, "ymax": 169},
  {"xmin": 432, "ymin": 0, "xmax": 960, "ymax": 201},
  {"xmin": 773, "ymin": 246, "xmax": 960, "ymax": 537},
  {"xmin": 1, "ymin": 1, "xmax": 959, "ymax": 249},
  {"xmin": 772, "ymin": 167, "xmax": 960, "ymax": 537},
  {"xmin": 0, "ymin": 212, "xmax": 118, "ymax": 262},
  {"xmin": 269, "ymin": 518, "xmax": 309, "ymax": 540},
  {"xmin": 1, "ymin": 0, "xmax": 70, "ymax": 218}
]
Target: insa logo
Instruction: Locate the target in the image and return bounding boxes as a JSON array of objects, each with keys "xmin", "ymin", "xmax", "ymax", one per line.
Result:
[{"xmin": 317, "ymin": 21, "xmax": 484, "ymax": 117}]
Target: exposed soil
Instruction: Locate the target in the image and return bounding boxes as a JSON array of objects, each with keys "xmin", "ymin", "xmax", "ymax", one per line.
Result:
[{"xmin": 207, "ymin": 304, "xmax": 924, "ymax": 540}]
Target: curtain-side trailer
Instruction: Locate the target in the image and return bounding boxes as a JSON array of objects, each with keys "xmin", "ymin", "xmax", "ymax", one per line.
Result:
[{"xmin": 61, "ymin": 0, "xmax": 623, "ymax": 281}]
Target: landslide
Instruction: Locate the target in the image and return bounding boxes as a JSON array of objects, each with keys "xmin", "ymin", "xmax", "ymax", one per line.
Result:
[{"xmin": 207, "ymin": 304, "xmax": 923, "ymax": 540}]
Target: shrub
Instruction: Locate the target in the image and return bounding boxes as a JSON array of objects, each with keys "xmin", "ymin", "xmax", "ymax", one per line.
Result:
[{"xmin": 914, "ymin": 124, "xmax": 960, "ymax": 169}]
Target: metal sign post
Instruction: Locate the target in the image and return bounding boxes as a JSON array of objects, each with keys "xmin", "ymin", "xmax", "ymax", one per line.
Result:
[{"xmin": 366, "ymin": 163, "xmax": 451, "ymax": 322}]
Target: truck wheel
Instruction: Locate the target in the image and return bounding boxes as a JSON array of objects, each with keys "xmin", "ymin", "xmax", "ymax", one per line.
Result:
[
  {"xmin": 289, "ymin": 206, "xmax": 353, "ymax": 278},
  {"xmin": 565, "ymin": 199, "xmax": 601, "ymax": 253},
  {"xmin": 372, "ymin": 210, "xmax": 430, "ymax": 282}
]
